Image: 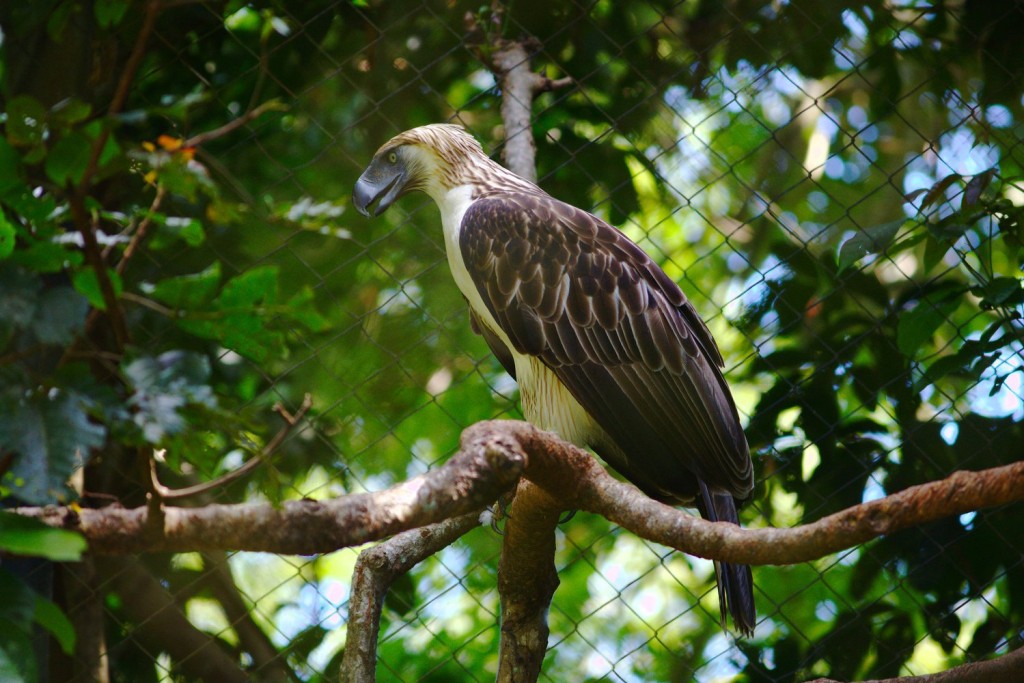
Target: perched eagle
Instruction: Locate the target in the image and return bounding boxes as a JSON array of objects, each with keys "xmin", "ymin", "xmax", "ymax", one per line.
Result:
[{"xmin": 353, "ymin": 124, "xmax": 755, "ymax": 635}]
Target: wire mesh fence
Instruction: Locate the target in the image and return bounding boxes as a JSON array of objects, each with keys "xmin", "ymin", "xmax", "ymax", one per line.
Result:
[{"xmin": 2, "ymin": 1, "xmax": 1023, "ymax": 681}]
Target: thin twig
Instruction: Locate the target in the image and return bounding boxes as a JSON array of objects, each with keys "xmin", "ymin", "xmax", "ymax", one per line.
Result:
[
  {"xmin": 78, "ymin": 0, "xmax": 162, "ymax": 193},
  {"xmin": 70, "ymin": 193, "xmax": 129, "ymax": 349},
  {"xmin": 182, "ymin": 100, "xmax": 286, "ymax": 149},
  {"xmin": 114, "ymin": 185, "xmax": 167, "ymax": 276},
  {"xmin": 150, "ymin": 394, "xmax": 313, "ymax": 502}
]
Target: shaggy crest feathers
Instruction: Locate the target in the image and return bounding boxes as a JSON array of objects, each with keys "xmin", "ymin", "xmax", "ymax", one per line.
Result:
[{"xmin": 380, "ymin": 124, "xmax": 537, "ymax": 194}]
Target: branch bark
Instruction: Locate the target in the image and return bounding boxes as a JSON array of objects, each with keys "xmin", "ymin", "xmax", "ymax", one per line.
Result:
[
  {"xmin": 14, "ymin": 421, "xmax": 1024, "ymax": 564},
  {"xmin": 808, "ymin": 643, "xmax": 1024, "ymax": 683},
  {"xmin": 491, "ymin": 41, "xmax": 572, "ymax": 183},
  {"xmin": 340, "ymin": 512, "xmax": 482, "ymax": 682},
  {"xmin": 16, "ymin": 422, "xmax": 525, "ymax": 554},
  {"xmin": 496, "ymin": 480, "xmax": 562, "ymax": 682}
]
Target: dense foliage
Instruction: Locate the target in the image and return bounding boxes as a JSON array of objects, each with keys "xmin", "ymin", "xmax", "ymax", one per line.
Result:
[{"xmin": 1, "ymin": 1, "xmax": 1022, "ymax": 681}]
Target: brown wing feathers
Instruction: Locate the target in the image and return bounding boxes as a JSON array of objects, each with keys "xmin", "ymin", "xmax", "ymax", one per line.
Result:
[{"xmin": 461, "ymin": 192, "xmax": 753, "ymax": 501}]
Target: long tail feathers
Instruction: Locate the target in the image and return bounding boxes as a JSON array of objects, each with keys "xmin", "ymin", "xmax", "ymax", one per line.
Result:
[{"xmin": 697, "ymin": 481, "xmax": 756, "ymax": 637}]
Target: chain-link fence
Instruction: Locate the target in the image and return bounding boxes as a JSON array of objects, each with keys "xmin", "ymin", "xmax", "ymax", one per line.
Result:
[{"xmin": 3, "ymin": 1, "xmax": 1023, "ymax": 681}]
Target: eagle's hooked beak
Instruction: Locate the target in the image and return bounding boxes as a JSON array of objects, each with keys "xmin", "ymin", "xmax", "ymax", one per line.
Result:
[{"xmin": 352, "ymin": 159, "xmax": 407, "ymax": 218}]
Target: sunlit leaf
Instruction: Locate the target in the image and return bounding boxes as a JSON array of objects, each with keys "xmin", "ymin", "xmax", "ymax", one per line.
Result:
[
  {"xmin": 0, "ymin": 512, "xmax": 86, "ymax": 562},
  {"xmin": 0, "ymin": 214, "xmax": 15, "ymax": 260},
  {"xmin": 837, "ymin": 220, "xmax": 907, "ymax": 271},
  {"xmin": 150, "ymin": 262, "xmax": 221, "ymax": 309},
  {"xmin": 71, "ymin": 269, "xmax": 122, "ymax": 311},
  {"xmin": 33, "ymin": 595, "xmax": 76, "ymax": 655}
]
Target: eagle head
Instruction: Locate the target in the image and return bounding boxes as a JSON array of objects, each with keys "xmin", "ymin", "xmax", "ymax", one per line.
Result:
[{"xmin": 352, "ymin": 123, "xmax": 487, "ymax": 217}]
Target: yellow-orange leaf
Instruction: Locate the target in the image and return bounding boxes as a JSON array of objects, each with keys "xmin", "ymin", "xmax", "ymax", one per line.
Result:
[{"xmin": 157, "ymin": 134, "xmax": 183, "ymax": 151}]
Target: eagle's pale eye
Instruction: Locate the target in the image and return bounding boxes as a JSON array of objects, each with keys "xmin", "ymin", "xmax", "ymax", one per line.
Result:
[{"xmin": 387, "ymin": 151, "xmax": 398, "ymax": 164}]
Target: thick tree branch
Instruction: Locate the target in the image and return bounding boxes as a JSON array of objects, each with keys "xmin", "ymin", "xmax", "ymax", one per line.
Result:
[
  {"xmin": 496, "ymin": 480, "xmax": 563, "ymax": 682},
  {"xmin": 808, "ymin": 643, "xmax": 1024, "ymax": 683},
  {"xmin": 486, "ymin": 420, "xmax": 1024, "ymax": 565},
  {"xmin": 340, "ymin": 512, "xmax": 482, "ymax": 683},
  {"xmin": 16, "ymin": 423, "xmax": 524, "ymax": 554},
  {"xmin": 13, "ymin": 421, "xmax": 1024, "ymax": 564},
  {"xmin": 489, "ymin": 40, "xmax": 572, "ymax": 183}
]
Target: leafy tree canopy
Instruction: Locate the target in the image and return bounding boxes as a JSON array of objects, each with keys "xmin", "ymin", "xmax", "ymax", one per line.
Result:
[{"xmin": 0, "ymin": 0, "xmax": 1022, "ymax": 680}]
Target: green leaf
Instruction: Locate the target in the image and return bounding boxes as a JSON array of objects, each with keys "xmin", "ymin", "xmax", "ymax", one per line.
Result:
[
  {"xmin": 0, "ymin": 138, "xmax": 22, "ymax": 193},
  {"xmin": 0, "ymin": 213, "xmax": 14, "ymax": 260},
  {"xmin": 921, "ymin": 173, "xmax": 962, "ymax": 210},
  {"xmin": 50, "ymin": 99, "xmax": 92, "ymax": 127},
  {"xmin": 963, "ymin": 168, "xmax": 996, "ymax": 208},
  {"xmin": 0, "ymin": 266, "xmax": 40, "ymax": 345},
  {"xmin": 94, "ymin": 0, "xmax": 129, "ymax": 27},
  {"xmin": 897, "ymin": 295, "xmax": 962, "ymax": 357},
  {"xmin": 71, "ymin": 269, "xmax": 122, "ymax": 311},
  {"xmin": 0, "ymin": 568, "xmax": 35, "ymax": 629},
  {"xmin": 149, "ymin": 262, "xmax": 221, "ymax": 309},
  {"xmin": 0, "ymin": 512, "xmax": 86, "ymax": 562},
  {"xmin": 148, "ymin": 214, "xmax": 206, "ymax": 250},
  {"xmin": 922, "ymin": 235, "xmax": 950, "ymax": 272},
  {"xmin": 0, "ymin": 567, "xmax": 73, "ymax": 678},
  {"xmin": 33, "ymin": 595, "xmax": 76, "ymax": 655},
  {"xmin": 30, "ymin": 287, "xmax": 89, "ymax": 344},
  {"xmin": 44, "ymin": 133, "xmax": 93, "ymax": 186},
  {"xmin": 5, "ymin": 96, "xmax": 47, "ymax": 148},
  {"xmin": 286, "ymin": 286, "xmax": 329, "ymax": 332},
  {"xmin": 217, "ymin": 265, "xmax": 279, "ymax": 309},
  {"xmin": 0, "ymin": 390, "xmax": 106, "ymax": 505},
  {"xmin": 837, "ymin": 220, "xmax": 907, "ymax": 271},
  {"xmin": 124, "ymin": 352, "xmax": 215, "ymax": 444},
  {"xmin": 974, "ymin": 277, "xmax": 1024, "ymax": 308},
  {"xmin": 929, "ymin": 211, "xmax": 980, "ymax": 241},
  {"xmin": 46, "ymin": 0, "xmax": 77, "ymax": 41},
  {"xmin": 0, "ymin": 569, "xmax": 39, "ymax": 682},
  {"xmin": 9, "ymin": 240, "xmax": 83, "ymax": 273},
  {"xmin": 0, "ymin": 637, "xmax": 32, "ymax": 683}
]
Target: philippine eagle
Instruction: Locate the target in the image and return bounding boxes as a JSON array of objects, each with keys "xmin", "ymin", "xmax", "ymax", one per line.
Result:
[{"xmin": 353, "ymin": 124, "xmax": 755, "ymax": 635}]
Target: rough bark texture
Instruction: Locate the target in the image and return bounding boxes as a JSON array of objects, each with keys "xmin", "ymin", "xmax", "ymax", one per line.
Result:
[
  {"xmin": 15, "ymin": 420, "xmax": 1024, "ymax": 566},
  {"xmin": 493, "ymin": 42, "xmax": 540, "ymax": 183},
  {"xmin": 808, "ymin": 644, "xmax": 1024, "ymax": 682},
  {"xmin": 490, "ymin": 40, "xmax": 572, "ymax": 184},
  {"xmin": 496, "ymin": 480, "xmax": 563, "ymax": 682},
  {"xmin": 17, "ymin": 428, "xmax": 524, "ymax": 554},
  {"xmin": 340, "ymin": 513, "xmax": 482, "ymax": 683}
]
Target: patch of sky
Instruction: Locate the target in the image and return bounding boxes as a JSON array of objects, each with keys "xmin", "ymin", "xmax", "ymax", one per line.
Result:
[
  {"xmin": 985, "ymin": 104, "xmax": 1013, "ymax": 128},
  {"xmin": 967, "ymin": 350, "xmax": 1024, "ymax": 421},
  {"xmin": 937, "ymin": 129, "xmax": 999, "ymax": 176}
]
